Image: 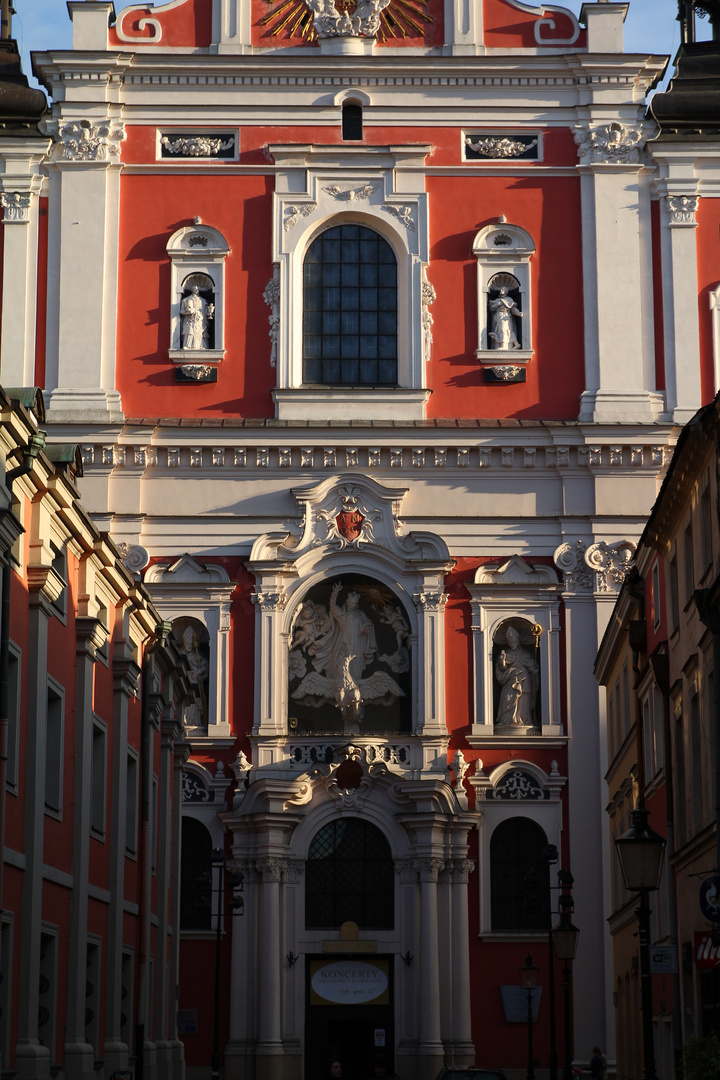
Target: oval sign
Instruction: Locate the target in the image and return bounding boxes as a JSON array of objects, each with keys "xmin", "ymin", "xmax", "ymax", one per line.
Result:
[{"xmin": 311, "ymin": 961, "xmax": 388, "ymax": 1005}]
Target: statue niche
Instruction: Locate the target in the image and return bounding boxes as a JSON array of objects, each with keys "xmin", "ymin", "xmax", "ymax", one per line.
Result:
[
  {"xmin": 492, "ymin": 618, "xmax": 541, "ymax": 733},
  {"xmin": 173, "ymin": 616, "xmax": 210, "ymax": 732},
  {"xmin": 288, "ymin": 574, "xmax": 412, "ymax": 736},
  {"xmin": 487, "ymin": 272, "xmax": 523, "ymax": 351}
]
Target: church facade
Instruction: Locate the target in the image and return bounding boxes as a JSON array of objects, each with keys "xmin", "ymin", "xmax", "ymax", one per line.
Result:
[{"xmin": 2, "ymin": 1, "xmax": 719, "ymax": 1078}]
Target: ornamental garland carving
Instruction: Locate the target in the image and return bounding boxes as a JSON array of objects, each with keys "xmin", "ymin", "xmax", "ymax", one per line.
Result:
[
  {"xmin": 465, "ymin": 136, "xmax": 538, "ymax": 159},
  {"xmin": 284, "ymin": 203, "xmax": 316, "ymax": 231},
  {"xmin": 574, "ymin": 122, "xmax": 644, "ymax": 164},
  {"xmin": 263, "ymin": 268, "xmax": 281, "ymax": 368},
  {"xmin": 323, "ymin": 184, "xmax": 378, "ymax": 201},
  {"xmin": 160, "ymin": 135, "xmax": 234, "ymax": 157},
  {"xmin": 383, "ymin": 204, "xmax": 415, "ymax": 231},
  {"xmin": 51, "ymin": 119, "xmax": 126, "ymax": 162}
]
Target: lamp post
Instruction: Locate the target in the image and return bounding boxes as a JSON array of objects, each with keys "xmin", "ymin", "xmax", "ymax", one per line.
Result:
[
  {"xmin": 520, "ymin": 955, "xmax": 539, "ymax": 1080},
  {"xmin": 553, "ymin": 887, "xmax": 580, "ymax": 1080},
  {"xmin": 614, "ymin": 807, "xmax": 666, "ymax": 1080},
  {"xmin": 210, "ymin": 848, "xmax": 245, "ymax": 1080}
]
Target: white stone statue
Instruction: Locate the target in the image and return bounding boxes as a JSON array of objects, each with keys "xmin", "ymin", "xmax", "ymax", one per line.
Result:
[
  {"xmin": 290, "ymin": 582, "xmax": 404, "ymax": 732},
  {"xmin": 494, "ymin": 625, "xmax": 538, "ymax": 727},
  {"xmin": 179, "ymin": 623, "xmax": 209, "ymax": 727},
  {"xmin": 452, "ymin": 749, "xmax": 470, "ymax": 787},
  {"xmin": 181, "ymin": 285, "xmax": 214, "ymax": 349},
  {"xmin": 488, "ymin": 286, "xmax": 522, "ymax": 350}
]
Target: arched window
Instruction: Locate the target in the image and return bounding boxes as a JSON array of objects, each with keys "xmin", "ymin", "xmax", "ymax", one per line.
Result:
[
  {"xmin": 303, "ymin": 225, "xmax": 397, "ymax": 387},
  {"xmin": 180, "ymin": 816, "xmax": 213, "ymax": 930},
  {"xmin": 490, "ymin": 817, "xmax": 550, "ymax": 932},
  {"xmin": 305, "ymin": 818, "xmax": 394, "ymax": 929}
]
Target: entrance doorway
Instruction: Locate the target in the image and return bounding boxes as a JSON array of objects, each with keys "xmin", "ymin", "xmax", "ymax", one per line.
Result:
[{"xmin": 305, "ymin": 956, "xmax": 395, "ymax": 1080}]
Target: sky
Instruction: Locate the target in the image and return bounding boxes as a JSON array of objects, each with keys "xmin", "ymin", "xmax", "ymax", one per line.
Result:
[{"xmin": 12, "ymin": 0, "xmax": 711, "ymax": 94}]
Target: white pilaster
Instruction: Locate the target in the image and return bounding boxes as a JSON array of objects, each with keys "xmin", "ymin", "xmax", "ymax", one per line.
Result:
[
  {"xmin": 450, "ymin": 859, "xmax": 475, "ymax": 1066},
  {"xmin": 0, "ymin": 138, "xmax": 51, "ymax": 388},
  {"xmin": 212, "ymin": 0, "xmax": 253, "ymax": 54},
  {"xmin": 656, "ymin": 182, "xmax": 702, "ymax": 423},
  {"xmin": 414, "ymin": 858, "xmax": 444, "ymax": 1079},
  {"xmin": 442, "ymin": 0, "xmax": 484, "ymax": 55},
  {"xmin": 256, "ymin": 859, "xmax": 284, "ymax": 1079},
  {"xmin": 576, "ymin": 124, "xmax": 663, "ymax": 423},
  {"xmin": 44, "ymin": 117, "xmax": 125, "ymax": 424}
]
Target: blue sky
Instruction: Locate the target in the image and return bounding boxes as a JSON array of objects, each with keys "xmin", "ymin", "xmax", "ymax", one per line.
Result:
[{"xmin": 13, "ymin": 0, "xmax": 706, "ymax": 92}]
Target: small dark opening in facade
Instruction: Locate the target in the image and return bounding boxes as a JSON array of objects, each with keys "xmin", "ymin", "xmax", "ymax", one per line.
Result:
[{"xmin": 342, "ymin": 102, "xmax": 363, "ymax": 141}]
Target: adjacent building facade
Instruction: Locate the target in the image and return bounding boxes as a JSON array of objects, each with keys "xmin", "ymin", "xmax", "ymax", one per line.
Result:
[
  {"xmin": 0, "ymin": 386, "xmax": 191, "ymax": 1080},
  {"xmin": 0, "ymin": 1, "xmax": 718, "ymax": 1078}
]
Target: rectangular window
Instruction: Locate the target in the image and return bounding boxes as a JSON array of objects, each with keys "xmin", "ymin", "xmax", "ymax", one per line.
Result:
[
  {"xmin": 621, "ymin": 663, "xmax": 630, "ymax": 738},
  {"xmin": 6, "ymin": 644, "xmax": 21, "ymax": 790},
  {"xmin": 614, "ymin": 682, "xmax": 622, "ymax": 745},
  {"xmin": 126, "ymin": 752, "xmax": 138, "ymax": 856},
  {"xmin": 85, "ymin": 939, "xmax": 101, "ymax": 1051},
  {"xmin": 121, "ymin": 951, "xmax": 133, "ymax": 1048},
  {"xmin": 652, "ymin": 684, "xmax": 665, "ymax": 773},
  {"xmin": 674, "ymin": 697, "xmax": 686, "ymax": 844},
  {"xmin": 9, "ymin": 492, "xmax": 23, "ymax": 570},
  {"xmin": 709, "ymin": 669, "xmax": 717, "ymax": 812},
  {"xmin": 608, "ymin": 693, "xmax": 615, "ymax": 758},
  {"xmin": 45, "ymin": 683, "xmax": 64, "ymax": 815},
  {"xmin": 38, "ymin": 930, "xmax": 57, "ymax": 1058},
  {"xmin": 652, "ymin": 560, "xmax": 661, "ymax": 630},
  {"xmin": 684, "ymin": 521, "xmax": 695, "ymax": 606},
  {"xmin": 151, "ymin": 775, "xmax": 158, "ymax": 874},
  {"xmin": 691, "ymin": 682, "xmax": 704, "ymax": 832},
  {"xmin": 0, "ymin": 915, "xmax": 13, "ymax": 1065},
  {"xmin": 90, "ymin": 720, "xmax": 107, "ymax": 838},
  {"xmin": 643, "ymin": 695, "xmax": 654, "ymax": 784},
  {"xmin": 701, "ymin": 482, "xmax": 713, "ymax": 574},
  {"xmin": 670, "ymin": 554, "xmax": 679, "ymax": 631},
  {"xmin": 50, "ymin": 544, "xmax": 67, "ymax": 619}
]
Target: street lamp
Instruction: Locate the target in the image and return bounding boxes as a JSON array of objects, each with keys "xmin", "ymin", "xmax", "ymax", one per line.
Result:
[
  {"xmin": 520, "ymin": 955, "xmax": 539, "ymax": 1080},
  {"xmin": 553, "ymin": 890, "xmax": 579, "ymax": 1080},
  {"xmin": 614, "ymin": 807, "xmax": 666, "ymax": 1080}
]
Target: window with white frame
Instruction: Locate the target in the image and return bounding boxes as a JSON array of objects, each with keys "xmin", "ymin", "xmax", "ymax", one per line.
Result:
[
  {"xmin": 472, "ymin": 221, "xmax": 535, "ymax": 368},
  {"xmin": 269, "ymin": 143, "xmax": 432, "ymax": 421},
  {"xmin": 652, "ymin": 560, "xmax": 661, "ymax": 630}
]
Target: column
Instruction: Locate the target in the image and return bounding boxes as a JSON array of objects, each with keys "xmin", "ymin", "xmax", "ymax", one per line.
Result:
[
  {"xmin": 225, "ymin": 860, "xmax": 261, "ymax": 1080},
  {"xmin": 450, "ymin": 859, "xmax": 475, "ymax": 1066},
  {"xmin": 657, "ymin": 186, "xmax": 702, "ymax": 422},
  {"xmin": 103, "ymin": 654, "xmax": 140, "ymax": 1076},
  {"xmin": 44, "ymin": 116, "xmax": 125, "ymax": 424},
  {"xmin": 14, "ymin": 579, "xmax": 55, "ymax": 1080},
  {"xmin": 576, "ymin": 124, "xmax": 663, "ymax": 423},
  {"xmin": 414, "ymin": 588, "xmax": 448, "ymax": 738},
  {"xmin": 256, "ymin": 858, "xmax": 285, "ymax": 1080},
  {"xmin": 413, "ymin": 858, "xmax": 445, "ymax": 1080},
  {"xmin": 0, "ymin": 137, "xmax": 51, "ymax": 387},
  {"xmin": 64, "ymin": 617, "xmax": 104, "ymax": 1080},
  {"xmin": 154, "ymin": 719, "xmax": 177, "ymax": 1080}
]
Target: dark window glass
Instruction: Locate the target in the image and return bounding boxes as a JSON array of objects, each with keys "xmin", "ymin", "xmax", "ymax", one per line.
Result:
[
  {"xmin": 490, "ymin": 817, "xmax": 550, "ymax": 932},
  {"xmin": 180, "ymin": 817, "xmax": 213, "ymax": 930},
  {"xmin": 305, "ymin": 818, "xmax": 394, "ymax": 929},
  {"xmin": 303, "ymin": 225, "xmax": 397, "ymax": 386},
  {"xmin": 342, "ymin": 103, "xmax": 363, "ymax": 141}
]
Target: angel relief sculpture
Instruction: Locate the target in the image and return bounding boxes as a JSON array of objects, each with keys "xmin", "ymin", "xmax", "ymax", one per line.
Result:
[{"xmin": 288, "ymin": 578, "xmax": 411, "ymax": 735}]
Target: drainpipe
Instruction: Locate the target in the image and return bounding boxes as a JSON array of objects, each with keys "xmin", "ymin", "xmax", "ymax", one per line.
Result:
[{"xmin": 0, "ymin": 429, "xmax": 45, "ymax": 921}]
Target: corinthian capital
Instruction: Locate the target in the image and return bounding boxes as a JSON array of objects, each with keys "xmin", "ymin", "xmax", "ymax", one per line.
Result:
[{"xmin": 413, "ymin": 857, "xmax": 445, "ymax": 883}]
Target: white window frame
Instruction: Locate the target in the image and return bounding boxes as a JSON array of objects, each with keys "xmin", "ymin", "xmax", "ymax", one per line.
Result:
[
  {"xmin": 166, "ymin": 224, "xmax": 230, "ymax": 364},
  {"xmin": 472, "ymin": 221, "xmax": 535, "ymax": 365},
  {"xmin": 472, "ymin": 759, "xmax": 566, "ymax": 936},
  {"xmin": 269, "ymin": 143, "xmax": 432, "ymax": 421}
]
